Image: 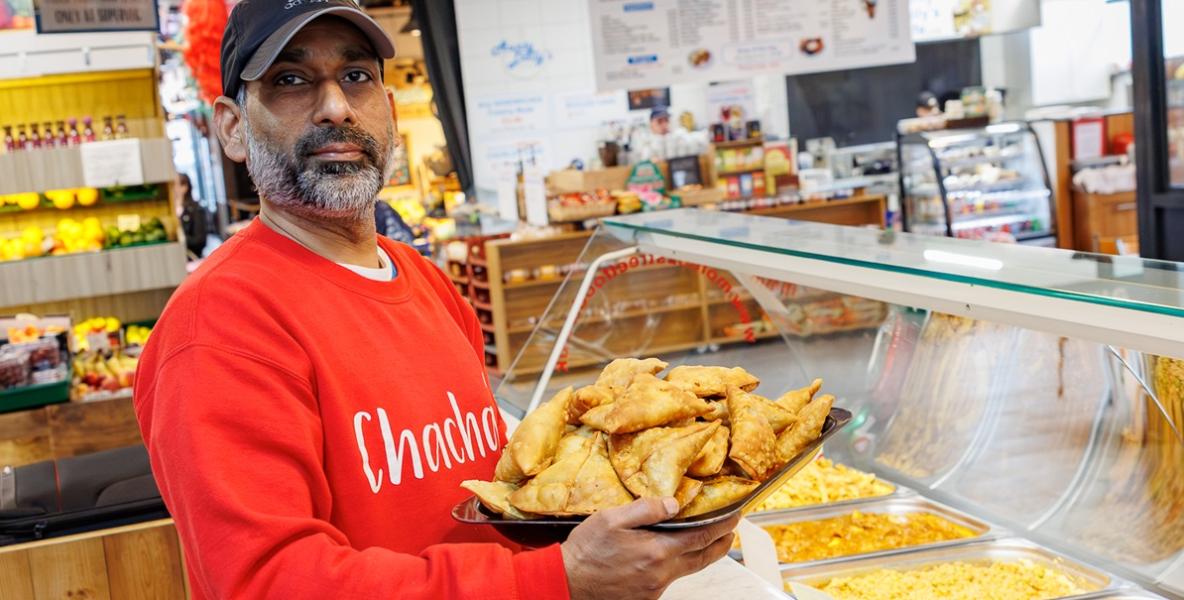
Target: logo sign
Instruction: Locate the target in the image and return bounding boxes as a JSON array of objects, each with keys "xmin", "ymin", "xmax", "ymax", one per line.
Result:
[{"xmin": 35, "ymin": 0, "xmax": 159, "ymax": 34}]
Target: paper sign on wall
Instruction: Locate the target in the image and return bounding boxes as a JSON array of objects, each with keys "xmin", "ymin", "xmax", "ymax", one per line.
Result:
[
  {"xmin": 523, "ymin": 164, "xmax": 548, "ymax": 226},
  {"xmin": 497, "ymin": 169, "xmax": 520, "ymax": 222},
  {"xmin": 80, "ymin": 139, "xmax": 144, "ymax": 188},
  {"xmin": 587, "ymin": 0, "xmax": 915, "ymax": 91},
  {"xmin": 35, "ymin": 0, "xmax": 159, "ymax": 33}
]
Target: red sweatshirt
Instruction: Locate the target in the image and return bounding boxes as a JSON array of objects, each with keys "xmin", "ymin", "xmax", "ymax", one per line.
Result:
[{"xmin": 133, "ymin": 219, "xmax": 569, "ymax": 599}]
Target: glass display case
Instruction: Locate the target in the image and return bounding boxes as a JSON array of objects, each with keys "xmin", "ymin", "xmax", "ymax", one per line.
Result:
[
  {"xmin": 898, "ymin": 122, "xmax": 1056, "ymax": 246},
  {"xmin": 496, "ymin": 209, "xmax": 1184, "ymax": 599}
]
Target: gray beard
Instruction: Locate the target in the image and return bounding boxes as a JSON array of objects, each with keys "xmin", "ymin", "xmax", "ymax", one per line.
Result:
[{"xmin": 241, "ymin": 116, "xmax": 396, "ymax": 222}]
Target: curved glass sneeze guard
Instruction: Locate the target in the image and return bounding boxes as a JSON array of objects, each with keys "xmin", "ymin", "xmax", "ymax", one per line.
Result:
[{"xmin": 495, "ymin": 213, "xmax": 1184, "ymax": 596}]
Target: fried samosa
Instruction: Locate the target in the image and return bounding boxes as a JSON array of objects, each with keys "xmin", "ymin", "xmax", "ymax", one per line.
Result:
[
  {"xmin": 703, "ymin": 400, "xmax": 729, "ymax": 422},
  {"xmin": 609, "ymin": 421, "xmax": 720, "ymax": 498},
  {"xmin": 727, "ymin": 386, "xmax": 777, "ymax": 481},
  {"xmin": 494, "ymin": 449, "xmax": 527, "ymax": 484},
  {"xmin": 580, "ymin": 373, "xmax": 710, "ymax": 434},
  {"xmin": 687, "ymin": 423, "xmax": 730, "ymax": 477},
  {"xmin": 555, "ymin": 425, "xmax": 598, "ymax": 460},
  {"xmin": 596, "ymin": 357, "xmax": 669, "ymax": 395},
  {"xmin": 665, "ymin": 365, "xmax": 760, "ymax": 397},
  {"xmin": 507, "ymin": 386, "xmax": 572, "ymax": 477},
  {"xmin": 676, "ymin": 476, "xmax": 761, "ymax": 518},
  {"xmin": 567, "ymin": 384, "xmax": 616, "ymax": 424},
  {"xmin": 674, "ymin": 477, "xmax": 704, "ymax": 508},
  {"xmin": 775, "ymin": 378, "xmax": 823, "ymax": 415},
  {"xmin": 509, "ymin": 432, "xmax": 633, "ymax": 516},
  {"xmin": 461, "ymin": 480, "xmax": 534, "ymax": 520},
  {"xmin": 775, "ymin": 394, "xmax": 834, "ymax": 463},
  {"xmin": 752, "ymin": 394, "xmax": 798, "ymax": 433}
]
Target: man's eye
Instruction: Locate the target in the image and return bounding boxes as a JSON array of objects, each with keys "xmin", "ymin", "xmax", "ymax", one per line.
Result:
[
  {"xmin": 275, "ymin": 74, "xmax": 308, "ymax": 86},
  {"xmin": 344, "ymin": 70, "xmax": 373, "ymax": 83}
]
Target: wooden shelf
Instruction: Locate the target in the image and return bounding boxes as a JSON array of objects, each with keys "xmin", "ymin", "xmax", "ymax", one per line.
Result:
[
  {"xmin": 713, "ymin": 138, "xmax": 764, "ymax": 149},
  {"xmin": 447, "ymin": 273, "xmax": 468, "ymax": 284},
  {"xmin": 716, "ymin": 168, "xmax": 766, "ymax": 177},
  {"xmin": 0, "ymin": 138, "xmax": 177, "ymax": 196},
  {"xmin": 470, "ymin": 279, "xmax": 490, "ymax": 290},
  {"xmin": 479, "ymin": 322, "xmax": 495, "ymax": 333},
  {"xmin": 508, "ymin": 301, "xmax": 703, "ymax": 334},
  {"xmin": 506, "ymin": 339, "xmax": 709, "ymax": 378},
  {"xmin": 711, "ymin": 330, "xmax": 780, "ymax": 344},
  {"xmin": 468, "ymin": 256, "xmax": 487, "ymax": 267},
  {"xmin": 472, "ymin": 300, "xmax": 493, "ymax": 311},
  {"xmin": 0, "ymin": 242, "xmax": 185, "ymax": 309},
  {"xmin": 503, "ymin": 277, "xmax": 565, "ymax": 290}
]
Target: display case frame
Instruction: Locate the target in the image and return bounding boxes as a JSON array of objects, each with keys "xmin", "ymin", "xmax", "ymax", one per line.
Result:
[{"xmin": 495, "ymin": 209, "xmax": 1184, "ymax": 598}]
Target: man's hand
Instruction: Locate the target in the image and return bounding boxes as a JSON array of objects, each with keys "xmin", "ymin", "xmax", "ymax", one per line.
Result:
[{"xmin": 561, "ymin": 497, "xmax": 740, "ymax": 600}]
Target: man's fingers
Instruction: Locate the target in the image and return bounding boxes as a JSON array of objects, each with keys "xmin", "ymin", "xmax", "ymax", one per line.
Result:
[
  {"xmin": 657, "ymin": 513, "xmax": 741, "ymax": 552},
  {"xmin": 601, "ymin": 497, "xmax": 680, "ymax": 529},
  {"xmin": 678, "ymin": 532, "xmax": 735, "ymax": 576}
]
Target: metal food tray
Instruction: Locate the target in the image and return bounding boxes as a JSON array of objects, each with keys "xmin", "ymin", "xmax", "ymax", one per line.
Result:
[
  {"xmin": 1069, "ymin": 590, "xmax": 1168, "ymax": 599},
  {"xmin": 782, "ymin": 538, "xmax": 1112, "ymax": 598},
  {"xmin": 749, "ymin": 476, "xmax": 915, "ymax": 519},
  {"xmin": 748, "ymin": 496, "xmax": 994, "ymax": 566}
]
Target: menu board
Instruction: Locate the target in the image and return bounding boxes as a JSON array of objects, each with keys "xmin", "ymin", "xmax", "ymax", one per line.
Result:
[{"xmin": 587, "ymin": 0, "xmax": 915, "ymax": 91}]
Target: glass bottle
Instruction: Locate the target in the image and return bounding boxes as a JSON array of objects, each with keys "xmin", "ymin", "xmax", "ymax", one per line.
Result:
[
  {"xmin": 55, "ymin": 121, "xmax": 67, "ymax": 147},
  {"xmin": 82, "ymin": 117, "xmax": 95, "ymax": 143},
  {"xmin": 18, "ymin": 125, "xmax": 30, "ymax": 150},
  {"xmin": 101, "ymin": 116, "xmax": 114, "ymax": 141},
  {"xmin": 115, "ymin": 115, "xmax": 129, "ymax": 139},
  {"xmin": 42, "ymin": 122, "xmax": 55, "ymax": 148},
  {"xmin": 2, "ymin": 126, "xmax": 13, "ymax": 152},
  {"xmin": 67, "ymin": 118, "xmax": 81, "ymax": 147}
]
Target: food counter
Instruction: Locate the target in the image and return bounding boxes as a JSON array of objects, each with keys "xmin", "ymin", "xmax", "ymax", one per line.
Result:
[{"xmin": 494, "ymin": 209, "xmax": 1184, "ymax": 599}]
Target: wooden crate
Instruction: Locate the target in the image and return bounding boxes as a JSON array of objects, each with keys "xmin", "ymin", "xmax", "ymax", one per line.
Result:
[{"xmin": 1072, "ymin": 189, "xmax": 1138, "ymax": 253}]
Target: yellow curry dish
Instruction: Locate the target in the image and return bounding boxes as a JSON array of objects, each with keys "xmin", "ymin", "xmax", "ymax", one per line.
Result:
[
  {"xmin": 764, "ymin": 510, "xmax": 977, "ymax": 563},
  {"xmin": 810, "ymin": 559, "xmax": 1087, "ymax": 600}
]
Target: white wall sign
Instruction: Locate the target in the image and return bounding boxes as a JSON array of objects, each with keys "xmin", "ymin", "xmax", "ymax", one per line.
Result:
[
  {"xmin": 522, "ymin": 164, "xmax": 549, "ymax": 226},
  {"xmin": 587, "ymin": 0, "xmax": 915, "ymax": 91},
  {"xmin": 80, "ymin": 139, "xmax": 144, "ymax": 188},
  {"xmin": 34, "ymin": 0, "xmax": 159, "ymax": 33}
]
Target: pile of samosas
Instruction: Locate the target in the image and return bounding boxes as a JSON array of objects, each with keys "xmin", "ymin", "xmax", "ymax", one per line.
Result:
[{"xmin": 462, "ymin": 358, "xmax": 834, "ymax": 520}]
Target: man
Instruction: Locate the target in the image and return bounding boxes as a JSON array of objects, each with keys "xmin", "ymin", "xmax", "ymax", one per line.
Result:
[
  {"xmin": 649, "ymin": 106, "xmax": 672, "ymax": 136},
  {"xmin": 133, "ymin": 2, "xmax": 737, "ymax": 599}
]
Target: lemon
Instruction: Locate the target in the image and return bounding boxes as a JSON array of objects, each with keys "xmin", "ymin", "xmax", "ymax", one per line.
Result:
[
  {"xmin": 105, "ymin": 317, "xmax": 121, "ymax": 333},
  {"xmin": 76, "ymin": 188, "xmax": 99, "ymax": 206},
  {"xmin": 16, "ymin": 193, "xmax": 40, "ymax": 210}
]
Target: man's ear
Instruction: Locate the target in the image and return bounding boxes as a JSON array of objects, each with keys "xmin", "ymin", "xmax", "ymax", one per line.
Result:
[
  {"xmin": 214, "ymin": 95, "xmax": 248, "ymax": 163},
  {"xmin": 385, "ymin": 86, "xmax": 398, "ymax": 131}
]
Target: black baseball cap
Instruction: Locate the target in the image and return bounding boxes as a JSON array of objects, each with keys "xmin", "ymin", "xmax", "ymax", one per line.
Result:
[
  {"xmin": 220, "ymin": 0, "xmax": 396, "ymax": 100},
  {"xmin": 651, "ymin": 106, "xmax": 671, "ymax": 121}
]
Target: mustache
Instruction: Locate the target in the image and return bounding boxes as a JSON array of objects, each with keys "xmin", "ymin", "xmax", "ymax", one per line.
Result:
[{"xmin": 295, "ymin": 126, "xmax": 383, "ymax": 166}]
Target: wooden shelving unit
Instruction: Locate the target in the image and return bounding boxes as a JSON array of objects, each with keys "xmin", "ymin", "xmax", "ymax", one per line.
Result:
[
  {"xmin": 476, "ymin": 197, "xmax": 887, "ymax": 379},
  {"xmin": 0, "ymin": 67, "xmax": 184, "ymax": 322}
]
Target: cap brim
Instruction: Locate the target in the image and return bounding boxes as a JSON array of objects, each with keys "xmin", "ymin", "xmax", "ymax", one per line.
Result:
[{"xmin": 241, "ymin": 7, "xmax": 396, "ymax": 82}]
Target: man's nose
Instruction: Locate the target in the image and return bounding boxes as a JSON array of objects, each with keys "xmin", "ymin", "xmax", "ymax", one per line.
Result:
[{"xmin": 312, "ymin": 82, "xmax": 356, "ymax": 127}]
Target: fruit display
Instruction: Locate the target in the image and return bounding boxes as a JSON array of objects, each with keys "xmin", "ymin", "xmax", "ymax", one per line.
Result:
[
  {"xmin": 70, "ymin": 316, "xmax": 151, "ymax": 401},
  {"xmin": 0, "ymin": 215, "xmax": 169, "ymax": 262},
  {"xmin": 0, "ymin": 338, "xmax": 66, "ymax": 390},
  {"xmin": 0, "ymin": 188, "xmax": 100, "ymax": 212},
  {"xmin": 72, "ymin": 349, "xmax": 138, "ymax": 400},
  {"xmin": 754, "ymin": 458, "xmax": 895, "ymax": 511},
  {"xmin": 762, "ymin": 510, "xmax": 977, "ymax": 563},
  {"xmin": 103, "ymin": 217, "xmax": 168, "ymax": 249},
  {"xmin": 462, "ymin": 358, "xmax": 836, "ymax": 520}
]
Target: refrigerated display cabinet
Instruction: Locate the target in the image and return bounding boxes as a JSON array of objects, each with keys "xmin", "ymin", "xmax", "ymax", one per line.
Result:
[
  {"xmin": 496, "ymin": 209, "xmax": 1184, "ymax": 599},
  {"xmin": 898, "ymin": 121, "xmax": 1056, "ymax": 246}
]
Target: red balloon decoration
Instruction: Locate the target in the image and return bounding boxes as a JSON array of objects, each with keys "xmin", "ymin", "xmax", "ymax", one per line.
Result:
[{"xmin": 182, "ymin": 0, "xmax": 230, "ymax": 106}]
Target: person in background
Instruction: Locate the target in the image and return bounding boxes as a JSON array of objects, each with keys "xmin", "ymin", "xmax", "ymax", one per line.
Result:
[
  {"xmin": 649, "ymin": 105, "xmax": 672, "ymax": 136},
  {"xmin": 374, "ymin": 198, "xmax": 416, "ymax": 247},
  {"xmin": 175, "ymin": 173, "xmax": 209, "ymax": 258},
  {"xmin": 916, "ymin": 91, "xmax": 941, "ymax": 118}
]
